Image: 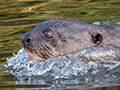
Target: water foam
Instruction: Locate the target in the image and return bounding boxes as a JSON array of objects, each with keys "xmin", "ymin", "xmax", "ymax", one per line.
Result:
[
  {"xmin": 93, "ymin": 17, "xmax": 120, "ymax": 30},
  {"xmin": 2, "ymin": 46, "xmax": 120, "ymax": 80}
]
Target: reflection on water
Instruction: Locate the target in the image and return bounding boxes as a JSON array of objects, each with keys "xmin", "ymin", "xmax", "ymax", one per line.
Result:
[{"xmin": 0, "ymin": 0, "xmax": 120, "ymax": 89}]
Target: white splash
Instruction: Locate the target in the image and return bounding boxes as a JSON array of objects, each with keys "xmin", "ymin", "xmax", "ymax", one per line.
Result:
[{"xmin": 2, "ymin": 46, "xmax": 120, "ymax": 80}]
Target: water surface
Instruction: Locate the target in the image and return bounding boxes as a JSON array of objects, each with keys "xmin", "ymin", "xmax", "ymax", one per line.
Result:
[{"xmin": 0, "ymin": 0, "xmax": 120, "ymax": 90}]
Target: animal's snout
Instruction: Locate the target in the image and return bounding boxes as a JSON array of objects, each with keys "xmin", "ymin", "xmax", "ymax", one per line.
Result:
[
  {"xmin": 21, "ymin": 32, "xmax": 31, "ymax": 47},
  {"xmin": 24, "ymin": 37, "xmax": 31, "ymax": 45}
]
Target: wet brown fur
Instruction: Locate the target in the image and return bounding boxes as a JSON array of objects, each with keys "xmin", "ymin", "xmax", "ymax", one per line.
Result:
[{"xmin": 21, "ymin": 19, "xmax": 120, "ymax": 60}]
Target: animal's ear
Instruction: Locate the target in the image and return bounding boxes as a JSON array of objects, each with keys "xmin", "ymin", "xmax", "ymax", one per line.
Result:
[{"xmin": 91, "ymin": 33, "xmax": 103, "ymax": 47}]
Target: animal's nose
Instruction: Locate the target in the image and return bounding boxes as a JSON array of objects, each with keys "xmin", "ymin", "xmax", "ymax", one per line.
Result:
[{"xmin": 21, "ymin": 33, "xmax": 31, "ymax": 46}]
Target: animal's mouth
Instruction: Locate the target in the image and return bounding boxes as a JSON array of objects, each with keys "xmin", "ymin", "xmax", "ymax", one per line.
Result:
[{"xmin": 24, "ymin": 48, "xmax": 45, "ymax": 61}]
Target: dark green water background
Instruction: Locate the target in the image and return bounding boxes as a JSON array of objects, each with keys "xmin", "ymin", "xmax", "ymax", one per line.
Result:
[{"xmin": 0, "ymin": 0, "xmax": 120, "ymax": 90}]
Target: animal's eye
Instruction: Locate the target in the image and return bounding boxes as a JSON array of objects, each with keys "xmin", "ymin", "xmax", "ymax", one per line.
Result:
[{"xmin": 44, "ymin": 29, "xmax": 53, "ymax": 38}]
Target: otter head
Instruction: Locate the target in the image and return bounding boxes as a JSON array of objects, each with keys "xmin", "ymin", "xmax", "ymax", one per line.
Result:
[
  {"xmin": 21, "ymin": 19, "xmax": 105, "ymax": 61},
  {"xmin": 21, "ymin": 19, "xmax": 69, "ymax": 61}
]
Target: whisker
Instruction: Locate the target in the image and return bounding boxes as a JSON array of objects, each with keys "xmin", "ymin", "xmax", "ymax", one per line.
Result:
[
  {"xmin": 50, "ymin": 11, "xmax": 56, "ymax": 20},
  {"xmin": 47, "ymin": 10, "xmax": 50, "ymax": 20},
  {"xmin": 39, "ymin": 45, "xmax": 51, "ymax": 58},
  {"xmin": 43, "ymin": 16, "xmax": 47, "ymax": 22},
  {"xmin": 60, "ymin": 5, "xmax": 70, "ymax": 19},
  {"xmin": 43, "ymin": 43, "xmax": 58, "ymax": 56},
  {"xmin": 50, "ymin": 5, "xmax": 70, "ymax": 27}
]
